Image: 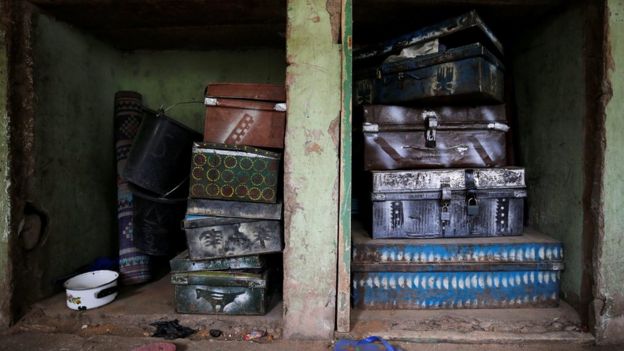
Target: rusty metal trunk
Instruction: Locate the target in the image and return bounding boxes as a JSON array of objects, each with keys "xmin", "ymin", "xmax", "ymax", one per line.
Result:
[{"xmin": 363, "ymin": 104, "xmax": 508, "ymax": 169}]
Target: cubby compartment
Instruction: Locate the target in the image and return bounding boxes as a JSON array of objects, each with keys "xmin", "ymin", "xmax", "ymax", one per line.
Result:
[
  {"xmin": 342, "ymin": 0, "xmax": 601, "ymax": 342},
  {"xmin": 10, "ymin": 0, "xmax": 287, "ymax": 337}
]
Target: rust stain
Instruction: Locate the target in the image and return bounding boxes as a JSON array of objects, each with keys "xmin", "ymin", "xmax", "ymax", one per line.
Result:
[
  {"xmin": 304, "ymin": 141, "xmax": 323, "ymax": 155},
  {"xmin": 311, "ymin": 15, "xmax": 320, "ymax": 23},
  {"xmin": 328, "ymin": 113, "xmax": 340, "ymax": 148},
  {"xmin": 331, "ymin": 174, "xmax": 339, "ymax": 203},
  {"xmin": 325, "ymin": 0, "xmax": 341, "ymax": 43}
]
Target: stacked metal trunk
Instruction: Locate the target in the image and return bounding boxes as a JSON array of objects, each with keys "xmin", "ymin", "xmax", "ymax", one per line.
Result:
[
  {"xmin": 170, "ymin": 84, "xmax": 286, "ymax": 315},
  {"xmin": 353, "ymin": 11, "xmax": 563, "ymax": 309}
]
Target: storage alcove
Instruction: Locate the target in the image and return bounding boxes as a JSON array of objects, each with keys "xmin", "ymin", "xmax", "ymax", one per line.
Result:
[
  {"xmin": 343, "ymin": 0, "xmax": 599, "ymax": 342},
  {"xmin": 13, "ymin": 0, "xmax": 287, "ymax": 338}
]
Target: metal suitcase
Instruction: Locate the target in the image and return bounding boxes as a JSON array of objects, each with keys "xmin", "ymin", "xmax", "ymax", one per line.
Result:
[
  {"xmin": 363, "ymin": 104, "xmax": 508, "ymax": 170},
  {"xmin": 354, "ymin": 10, "xmax": 503, "ymax": 63},
  {"xmin": 186, "ymin": 198, "xmax": 282, "ymax": 220},
  {"xmin": 189, "ymin": 143, "xmax": 280, "ymax": 203},
  {"xmin": 171, "ymin": 269, "xmax": 271, "ymax": 315},
  {"xmin": 183, "ymin": 215, "xmax": 282, "ymax": 260},
  {"xmin": 170, "ymin": 250, "xmax": 265, "ymax": 272},
  {"xmin": 371, "ymin": 168, "xmax": 526, "ymax": 239},
  {"xmin": 355, "ymin": 43, "xmax": 504, "ymax": 105},
  {"xmin": 204, "ymin": 83, "xmax": 286, "ymax": 149},
  {"xmin": 352, "ymin": 225, "xmax": 564, "ymax": 310}
]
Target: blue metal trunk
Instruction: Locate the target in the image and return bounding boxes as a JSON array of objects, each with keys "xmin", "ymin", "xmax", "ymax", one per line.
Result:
[
  {"xmin": 355, "ymin": 43, "xmax": 504, "ymax": 105},
  {"xmin": 351, "ymin": 226, "xmax": 564, "ymax": 309},
  {"xmin": 353, "ymin": 10, "xmax": 503, "ymax": 62}
]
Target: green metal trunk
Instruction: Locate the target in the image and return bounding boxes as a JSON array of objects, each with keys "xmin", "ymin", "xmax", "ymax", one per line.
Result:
[{"xmin": 171, "ymin": 270, "xmax": 270, "ymax": 315}]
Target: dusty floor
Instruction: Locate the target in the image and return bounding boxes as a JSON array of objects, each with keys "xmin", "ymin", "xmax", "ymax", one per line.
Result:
[
  {"xmin": 9, "ymin": 276, "xmax": 620, "ymax": 350},
  {"xmin": 14, "ymin": 275, "xmax": 283, "ymax": 340},
  {"xmin": 0, "ymin": 331, "xmax": 622, "ymax": 351}
]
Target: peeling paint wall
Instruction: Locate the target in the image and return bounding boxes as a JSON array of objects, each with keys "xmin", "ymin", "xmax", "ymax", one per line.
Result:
[
  {"xmin": 512, "ymin": 5, "xmax": 587, "ymax": 309},
  {"xmin": 283, "ymin": 0, "xmax": 341, "ymax": 339},
  {"xmin": 596, "ymin": 0, "xmax": 624, "ymax": 344},
  {"xmin": 0, "ymin": 12, "xmax": 12, "ymax": 328}
]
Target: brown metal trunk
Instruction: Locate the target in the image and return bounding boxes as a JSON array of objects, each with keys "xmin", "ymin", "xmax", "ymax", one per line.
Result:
[
  {"xmin": 204, "ymin": 83, "xmax": 286, "ymax": 149},
  {"xmin": 363, "ymin": 104, "xmax": 508, "ymax": 170}
]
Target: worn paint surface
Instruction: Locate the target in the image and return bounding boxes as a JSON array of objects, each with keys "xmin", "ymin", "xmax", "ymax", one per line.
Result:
[
  {"xmin": 336, "ymin": 0, "xmax": 352, "ymax": 334},
  {"xmin": 169, "ymin": 250, "xmax": 265, "ymax": 272},
  {"xmin": 189, "ymin": 143, "xmax": 281, "ymax": 203},
  {"xmin": 357, "ymin": 44, "xmax": 504, "ymax": 105},
  {"xmin": 171, "ymin": 270, "xmax": 269, "ymax": 315},
  {"xmin": 283, "ymin": 0, "xmax": 341, "ymax": 339},
  {"xmin": 351, "ymin": 226, "xmax": 564, "ymax": 310},
  {"xmin": 184, "ymin": 218, "xmax": 282, "ymax": 260},
  {"xmin": 0, "ymin": 15, "xmax": 12, "ymax": 328},
  {"xmin": 596, "ymin": 0, "xmax": 624, "ymax": 344},
  {"xmin": 352, "ymin": 270, "xmax": 562, "ymax": 310},
  {"xmin": 512, "ymin": 5, "xmax": 586, "ymax": 308},
  {"xmin": 186, "ymin": 198, "xmax": 283, "ymax": 220},
  {"xmin": 362, "ymin": 104, "xmax": 509, "ymax": 170},
  {"xmin": 353, "ymin": 10, "xmax": 504, "ymax": 61}
]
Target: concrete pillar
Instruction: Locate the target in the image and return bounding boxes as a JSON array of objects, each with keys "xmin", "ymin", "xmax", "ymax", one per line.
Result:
[{"xmin": 283, "ymin": 0, "xmax": 342, "ymax": 339}]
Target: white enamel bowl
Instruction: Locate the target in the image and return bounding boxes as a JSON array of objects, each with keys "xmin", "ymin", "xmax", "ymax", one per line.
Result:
[{"xmin": 63, "ymin": 270, "xmax": 119, "ymax": 310}]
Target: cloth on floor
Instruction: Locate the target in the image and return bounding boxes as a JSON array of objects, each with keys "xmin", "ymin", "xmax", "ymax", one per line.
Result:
[
  {"xmin": 150, "ymin": 320, "xmax": 196, "ymax": 340},
  {"xmin": 334, "ymin": 336, "xmax": 399, "ymax": 351},
  {"xmin": 115, "ymin": 91, "xmax": 152, "ymax": 285}
]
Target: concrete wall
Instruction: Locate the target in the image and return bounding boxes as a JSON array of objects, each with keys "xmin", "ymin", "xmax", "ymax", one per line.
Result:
[
  {"xmin": 25, "ymin": 13, "xmax": 122, "ymax": 306},
  {"xmin": 595, "ymin": 0, "xmax": 624, "ymax": 343},
  {"xmin": 17, "ymin": 12, "xmax": 285, "ymax": 315},
  {"xmin": 512, "ymin": 5, "xmax": 587, "ymax": 307},
  {"xmin": 0, "ymin": 11, "xmax": 12, "ymax": 328}
]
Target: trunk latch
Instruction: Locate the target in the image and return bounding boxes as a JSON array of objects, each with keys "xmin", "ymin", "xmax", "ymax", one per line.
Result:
[
  {"xmin": 440, "ymin": 179, "xmax": 451, "ymax": 234},
  {"xmin": 465, "ymin": 169, "xmax": 479, "ymax": 216},
  {"xmin": 424, "ymin": 111, "xmax": 438, "ymax": 148}
]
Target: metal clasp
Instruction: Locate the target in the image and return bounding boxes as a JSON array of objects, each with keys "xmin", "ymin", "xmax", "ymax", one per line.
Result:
[
  {"xmin": 274, "ymin": 103, "xmax": 287, "ymax": 112},
  {"xmin": 204, "ymin": 97, "xmax": 218, "ymax": 106},
  {"xmin": 424, "ymin": 111, "xmax": 438, "ymax": 148},
  {"xmin": 467, "ymin": 196, "xmax": 479, "ymax": 216},
  {"xmin": 465, "ymin": 169, "xmax": 479, "ymax": 217},
  {"xmin": 440, "ymin": 180, "xmax": 451, "ymax": 234}
]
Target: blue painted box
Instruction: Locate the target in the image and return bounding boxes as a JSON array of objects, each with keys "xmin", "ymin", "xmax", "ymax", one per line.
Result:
[
  {"xmin": 352, "ymin": 225, "xmax": 564, "ymax": 309},
  {"xmin": 355, "ymin": 43, "xmax": 504, "ymax": 105},
  {"xmin": 354, "ymin": 10, "xmax": 503, "ymax": 63}
]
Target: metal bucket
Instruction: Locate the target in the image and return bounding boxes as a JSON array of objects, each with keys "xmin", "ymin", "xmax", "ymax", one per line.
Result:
[
  {"xmin": 123, "ymin": 109, "xmax": 202, "ymax": 196},
  {"xmin": 130, "ymin": 184, "xmax": 187, "ymax": 256}
]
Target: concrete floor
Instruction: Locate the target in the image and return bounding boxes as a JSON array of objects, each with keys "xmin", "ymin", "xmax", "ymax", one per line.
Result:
[
  {"xmin": 0, "ymin": 331, "xmax": 621, "ymax": 351},
  {"xmin": 345, "ymin": 302, "xmax": 593, "ymax": 344},
  {"xmin": 14, "ymin": 274, "xmax": 283, "ymax": 340},
  {"xmin": 9, "ymin": 273, "xmax": 611, "ymax": 349}
]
